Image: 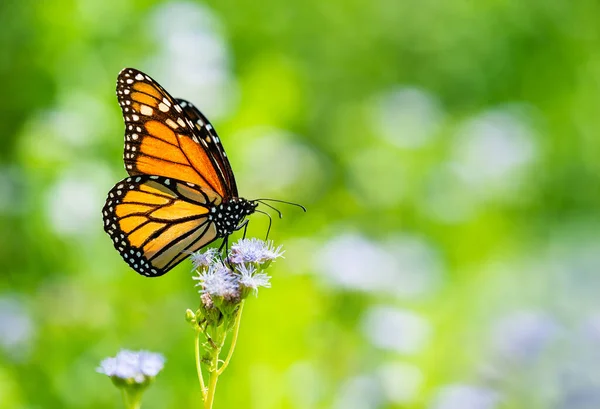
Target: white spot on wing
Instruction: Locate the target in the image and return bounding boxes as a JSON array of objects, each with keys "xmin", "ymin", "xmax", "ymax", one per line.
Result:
[{"xmin": 140, "ymin": 105, "xmax": 153, "ymax": 116}]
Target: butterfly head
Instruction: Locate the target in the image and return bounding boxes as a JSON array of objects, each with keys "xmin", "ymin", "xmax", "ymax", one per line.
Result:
[{"xmin": 211, "ymin": 198, "xmax": 257, "ymax": 238}]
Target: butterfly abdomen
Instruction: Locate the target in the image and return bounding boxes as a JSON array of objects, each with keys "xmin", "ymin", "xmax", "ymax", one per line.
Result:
[{"xmin": 209, "ymin": 198, "xmax": 257, "ymax": 238}]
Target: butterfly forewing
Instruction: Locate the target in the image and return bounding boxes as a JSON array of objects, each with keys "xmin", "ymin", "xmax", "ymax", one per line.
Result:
[
  {"xmin": 176, "ymin": 98, "xmax": 238, "ymax": 197},
  {"xmin": 116, "ymin": 68, "xmax": 234, "ymax": 198},
  {"xmin": 102, "ymin": 175, "xmax": 221, "ymax": 276}
]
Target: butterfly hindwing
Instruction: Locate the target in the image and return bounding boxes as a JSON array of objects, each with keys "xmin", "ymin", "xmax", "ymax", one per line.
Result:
[
  {"xmin": 102, "ymin": 175, "xmax": 221, "ymax": 277},
  {"xmin": 116, "ymin": 68, "xmax": 233, "ymax": 198}
]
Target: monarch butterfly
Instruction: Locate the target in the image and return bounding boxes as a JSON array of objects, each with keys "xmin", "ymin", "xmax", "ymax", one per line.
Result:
[{"xmin": 102, "ymin": 68, "xmax": 295, "ymax": 277}]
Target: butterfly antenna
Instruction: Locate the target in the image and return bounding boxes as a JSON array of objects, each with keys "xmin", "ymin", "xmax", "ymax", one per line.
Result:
[
  {"xmin": 255, "ymin": 198, "xmax": 307, "ymax": 213},
  {"xmin": 255, "ymin": 209, "xmax": 273, "ymax": 240},
  {"xmin": 257, "ymin": 201, "xmax": 283, "ymax": 219}
]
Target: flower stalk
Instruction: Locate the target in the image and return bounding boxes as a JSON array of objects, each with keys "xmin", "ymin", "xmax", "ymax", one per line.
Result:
[
  {"xmin": 121, "ymin": 388, "xmax": 143, "ymax": 409},
  {"xmin": 188, "ymin": 238, "xmax": 283, "ymax": 409},
  {"xmin": 97, "ymin": 349, "xmax": 165, "ymax": 409}
]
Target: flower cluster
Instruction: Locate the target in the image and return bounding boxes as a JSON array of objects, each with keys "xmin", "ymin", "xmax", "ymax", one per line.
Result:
[
  {"xmin": 229, "ymin": 238, "xmax": 284, "ymax": 264},
  {"xmin": 190, "ymin": 239, "xmax": 283, "ymax": 326},
  {"xmin": 97, "ymin": 349, "xmax": 165, "ymax": 409},
  {"xmin": 97, "ymin": 349, "xmax": 165, "ymax": 385},
  {"xmin": 193, "ymin": 239, "xmax": 282, "ymax": 297}
]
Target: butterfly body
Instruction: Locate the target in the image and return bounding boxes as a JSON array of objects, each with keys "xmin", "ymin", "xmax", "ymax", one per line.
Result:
[
  {"xmin": 209, "ymin": 197, "xmax": 258, "ymax": 238},
  {"xmin": 103, "ymin": 68, "xmax": 256, "ymax": 277}
]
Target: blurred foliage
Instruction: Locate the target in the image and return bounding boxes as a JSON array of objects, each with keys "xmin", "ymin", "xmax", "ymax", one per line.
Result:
[{"xmin": 2, "ymin": 0, "xmax": 600, "ymax": 408}]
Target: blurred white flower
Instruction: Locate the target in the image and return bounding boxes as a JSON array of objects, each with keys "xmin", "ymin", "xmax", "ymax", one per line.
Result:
[
  {"xmin": 314, "ymin": 232, "xmax": 443, "ymax": 298},
  {"xmin": 234, "ymin": 127, "xmax": 325, "ymax": 198},
  {"xmin": 333, "ymin": 375, "xmax": 382, "ymax": 409},
  {"xmin": 377, "ymin": 362, "xmax": 423, "ymax": 404},
  {"xmin": 46, "ymin": 164, "xmax": 112, "ymax": 237},
  {"xmin": 362, "ymin": 306, "xmax": 431, "ymax": 354},
  {"xmin": 0, "ymin": 296, "xmax": 33, "ymax": 359},
  {"xmin": 452, "ymin": 107, "xmax": 538, "ymax": 195},
  {"xmin": 147, "ymin": 2, "xmax": 235, "ymax": 119},
  {"xmin": 492, "ymin": 310, "xmax": 558, "ymax": 363},
  {"xmin": 372, "ymin": 86, "xmax": 444, "ymax": 148},
  {"xmin": 430, "ymin": 384, "xmax": 500, "ymax": 409},
  {"xmin": 582, "ymin": 313, "xmax": 600, "ymax": 344},
  {"xmin": 97, "ymin": 350, "xmax": 165, "ymax": 383}
]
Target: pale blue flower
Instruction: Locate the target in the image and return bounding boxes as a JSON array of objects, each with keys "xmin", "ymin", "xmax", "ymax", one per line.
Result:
[
  {"xmin": 97, "ymin": 349, "xmax": 165, "ymax": 383},
  {"xmin": 492, "ymin": 311, "xmax": 558, "ymax": 363},
  {"xmin": 190, "ymin": 248, "xmax": 219, "ymax": 270},
  {"xmin": 237, "ymin": 263, "xmax": 271, "ymax": 295},
  {"xmin": 229, "ymin": 238, "xmax": 284, "ymax": 264},
  {"xmin": 194, "ymin": 262, "xmax": 239, "ymax": 298},
  {"xmin": 138, "ymin": 351, "xmax": 165, "ymax": 376}
]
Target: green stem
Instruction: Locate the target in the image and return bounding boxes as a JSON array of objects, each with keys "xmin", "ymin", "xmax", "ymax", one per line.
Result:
[
  {"xmin": 122, "ymin": 388, "xmax": 143, "ymax": 409},
  {"xmin": 217, "ymin": 302, "xmax": 244, "ymax": 376},
  {"xmin": 195, "ymin": 329, "xmax": 207, "ymax": 401},
  {"xmin": 121, "ymin": 389, "xmax": 128, "ymax": 409},
  {"xmin": 204, "ymin": 356, "xmax": 220, "ymax": 409},
  {"xmin": 203, "ymin": 302, "xmax": 245, "ymax": 408}
]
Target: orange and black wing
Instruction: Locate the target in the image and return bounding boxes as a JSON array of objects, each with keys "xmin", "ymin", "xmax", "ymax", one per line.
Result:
[
  {"xmin": 176, "ymin": 98, "xmax": 238, "ymax": 197},
  {"xmin": 102, "ymin": 175, "xmax": 220, "ymax": 277},
  {"xmin": 116, "ymin": 68, "xmax": 236, "ymax": 199}
]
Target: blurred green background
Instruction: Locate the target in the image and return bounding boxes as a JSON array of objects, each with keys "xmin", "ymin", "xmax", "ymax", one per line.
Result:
[{"xmin": 2, "ymin": 0, "xmax": 600, "ymax": 408}]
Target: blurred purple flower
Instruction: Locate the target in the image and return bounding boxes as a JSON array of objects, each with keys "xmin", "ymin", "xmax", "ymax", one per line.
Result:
[
  {"xmin": 492, "ymin": 311, "xmax": 558, "ymax": 363},
  {"xmin": 97, "ymin": 349, "xmax": 165, "ymax": 383},
  {"xmin": 559, "ymin": 387, "xmax": 600, "ymax": 409},
  {"xmin": 0, "ymin": 296, "xmax": 33, "ymax": 359},
  {"xmin": 430, "ymin": 384, "xmax": 499, "ymax": 409}
]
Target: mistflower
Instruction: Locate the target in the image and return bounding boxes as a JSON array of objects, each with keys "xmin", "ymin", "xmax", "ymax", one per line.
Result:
[
  {"xmin": 190, "ymin": 248, "xmax": 218, "ymax": 270},
  {"xmin": 194, "ymin": 262, "xmax": 239, "ymax": 298},
  {"xmin": 186, "ymin": 239, "xmax": 286, "ymax": 409},
  {"xmin": 229, "ymin": 238, "xmax": 284, "ymax": 264},
  {"xmin": 97, "ymin": 349, "xmax": 165, "ymax": 383},
  {"xmin": 237, "ymin": 263, "xmax": 271, "ymax": 296}
]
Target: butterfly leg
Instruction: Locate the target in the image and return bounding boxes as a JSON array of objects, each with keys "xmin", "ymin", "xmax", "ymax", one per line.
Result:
[
  {"xmin": 216, "ymin": 238, "xmax": 228, "ymax": 266},
  {"xmin": 235, "ymin": 219, "xmax": 250, "ymax": 239},
  {"xmin": 218, "ymin": 237, "xmax": 227, "ymax": 252}
]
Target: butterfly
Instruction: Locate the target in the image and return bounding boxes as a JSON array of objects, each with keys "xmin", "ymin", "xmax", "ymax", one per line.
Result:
[{"xmin": 102, "ymin": 68, "xmax": 259, "ymax": 277}]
